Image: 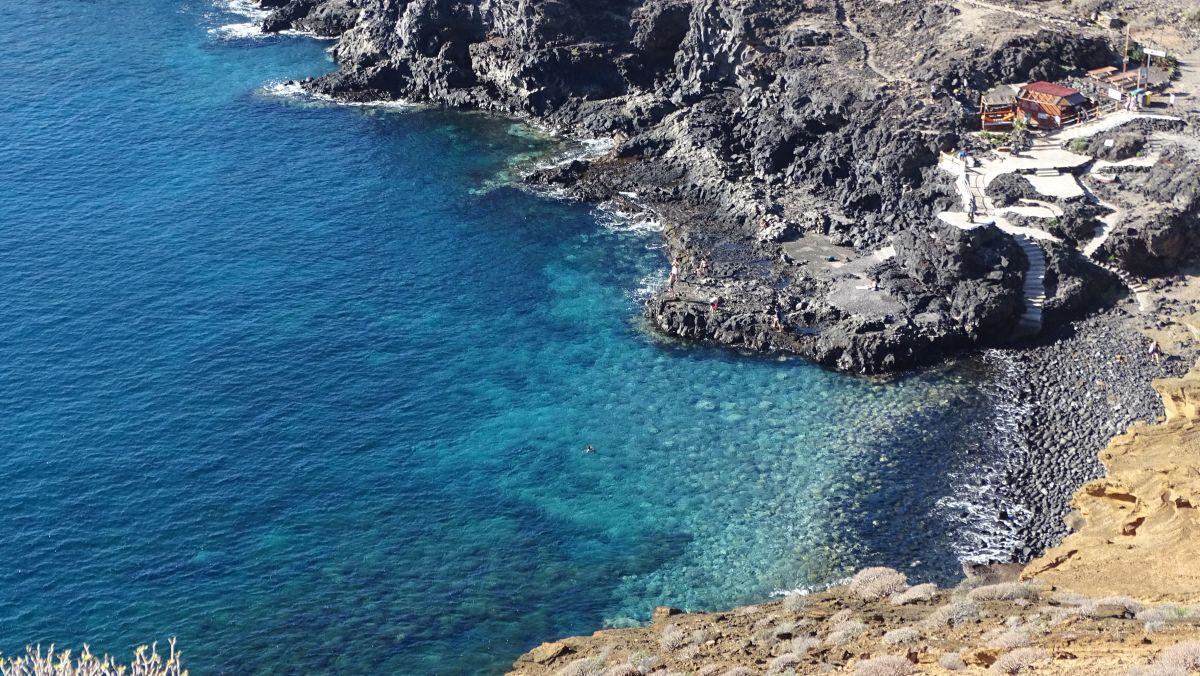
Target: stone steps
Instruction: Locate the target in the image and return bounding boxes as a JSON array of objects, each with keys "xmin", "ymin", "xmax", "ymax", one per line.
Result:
[
  {"xmin": 1012, "ymin": 235, "xmax": 1048, "ymax": 338},
  {"xmin": 1094, "ymin": 259, "xmax": 1154, "ymax": 311}
]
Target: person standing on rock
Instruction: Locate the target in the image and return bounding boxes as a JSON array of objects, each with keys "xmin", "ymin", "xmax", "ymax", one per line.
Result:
[
  {"xmin": 1169, "ymin": 92, "xmax": 1177, "ymax": 111},
  {"xmin": 1149, "ymin": 340, "xmax": 1162, "ymax": 365},
  {"xmin": 668, "ymin": 258, "xmax": 680, "ymax": 292},
  {"xmin": 967, "ymin": 196, "xmax": 977, "ymax": 224},
  {"xmin": 709, "ymin": 295, "xmax": 721, "ymax": 318},
  {"xmin": 698, "ymin": 258, "xmax": 709, "ymax": 277}
]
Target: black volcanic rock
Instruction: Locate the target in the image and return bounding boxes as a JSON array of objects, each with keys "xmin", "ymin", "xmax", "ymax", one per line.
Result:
[{"xmin": 258, "ymin": 0, "xmax": 1129, "ymax": 371}]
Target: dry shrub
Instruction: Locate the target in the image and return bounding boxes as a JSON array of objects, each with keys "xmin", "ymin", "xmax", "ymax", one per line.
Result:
[
  {"xmin": 990, "ymin": 647, "xmax": 1049, "ymax": 674},
  {"xmin": 720, "ymin": 668, "xmax": 757, "ymax": 676},
  {"xmin": 854, "ymin": 655, "xmax": 914, "ymax": 676},
  {"xmin": 635, "ymin": 655, "xmax": 664, "ymax": 673},
  {"xmin": 988, "ymin": 628, "xmax": 1032, "ymax": 650},
  {"xmin": 1157, "ymin": 640, "xmax": 1200, "ymax": 671},
  {"xmin": 767, "ymin": 653, "xmax": 802, "ymax": 674},
  {"xmin": 849, "ymin": 567, "xmax": 908, "ymax": 601},
  {"xmin": 599, "ymin": 665, "xmax": 640, "ymax": 676},
  {"xmin": 938, "ymin": 652, "xmax": 967, "ymax": 671},
  {"xmin": 923, "ymin": 599, "xmax": 980, "ymax": 630},
  {"xmin": 880, "ymin": 627, "xmax": 921, "ymax": 646},
  {"xmin": 890, "ymin": 583, "xmax": 937, "ymax": 606},
  {"xmin": 967, "ymin": 582, "xmax": 1039, "ymax": 602},
  {"xmin": 752, "ymin": 619, "xmax": 792, "ymax": 645},
  {"xmin": 0, "ymin": 641, "xmax": 184, "ymax": 676},
  {"xmin": 781, "ymin": 593, "xmax": 807, "ymax": 613},
  {"xmin": 694, "ymin": 667, "xmax": 723, "ymax": 676},
  {"xmin": 557, "ymin": 657, "xmax": 605, "ymax": 676},
  {"xmin": 828, "ymin": 609, "xmax": 853, "ymax": 625},
  {"xmin": 1081, "ymin": 596, "xmax": 1144, "ymax": 618},
  {"xmin": 1137, "ymin": 605, "xmax": 1196, "ymax": 625},
  {"xmin": 826, "ymin": 620, "xmax": 867, "ymax": 646},
  {"xmin": 790, "ymin": 636, "xmax": 820, "ymax": 654},
  {"xmin": 660, "ymin": 625, "xmax": 689, "ymax": 651}
]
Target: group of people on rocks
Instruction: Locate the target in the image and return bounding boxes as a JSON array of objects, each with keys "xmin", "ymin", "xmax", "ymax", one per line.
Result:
[{"xmin": 666, "ymin": 256, "xmax": 710, "ymax": 293}]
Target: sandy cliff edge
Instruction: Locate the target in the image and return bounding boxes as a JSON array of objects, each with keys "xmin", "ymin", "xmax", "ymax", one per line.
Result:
[{"xmin": 1022, "ymin": 364, "xmax": 1200, "ymax": 602}]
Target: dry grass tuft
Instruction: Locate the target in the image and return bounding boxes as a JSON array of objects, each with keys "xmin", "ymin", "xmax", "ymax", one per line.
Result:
[
  {"xmin": 1081, "ymin": 596, "xmax": 1144, "ymax": 618},
  {"xmin": 781, "ymin": 593, "xmax": 808, "ymax": 613},
  {"xmin": 880, "ymin": 627, "xmax": 921, "ymax": 646},
  {"xmin": 890, "ymin": 583, "xmax": 937, "ymax": 606},
  {"xmin": 988, "ymin": 628, "xmax": 1033, "ymax": 650},
  {"xmin": 854, "ymin": 655, "xmax": 914, "ymax": 676},
  {"xmin": 990, "ymin": 647, "xmax": 1049, "ymax": 674},
  {"xmin": 0, "ymin": 641, "xmax": 185, "ymax": 676},
  {"xmin": 826, "ymin": 620, "xmax": 867, "ymax": 646},
  {"xmin": 1156, "ymin": 640, "xmax": 1200, "ymax": 672},
  {"xmin": 766, "ymin": 653, "xmax": 802, "ymax": 674},
  {"xmin": 849, "ymin": 567, "xmax": 908, "ymax": 601},
  {"xmin": 720, "ymin": 668, "xmax": 757, "ymax": 676},
  {"xmin": 660, "ymin": 625, "xmax": 689, "ymax": 652},
  {"xmin": 790, "ymin": 636, "xmax": 820, "ymax": 654},
  {"xmin": 967, "ymin": 582, "xmax": 1039, "ymax": 602},
  {"xmin": 923, "ymin": 599, "xmax": 980, "ymax": 630},
  {"xmin": 938, "ymin": 652, "xmax": 967, "ymax": 671},
  {"xmin": 556, "ymin": 657, "xmax": 605, "ymax": 676},
  {"xmin": 599, "ymin": 665, "xmax": 639, "ymax": 676},
  {"xmin": 828, "ymin": 608, "xmax": 854, "ymax": 625}
]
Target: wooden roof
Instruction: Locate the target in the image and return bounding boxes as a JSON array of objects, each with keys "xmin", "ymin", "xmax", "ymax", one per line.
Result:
[{"xmin": 1018, "ymin": 81, "xmax": 1089, "ymax": 107}]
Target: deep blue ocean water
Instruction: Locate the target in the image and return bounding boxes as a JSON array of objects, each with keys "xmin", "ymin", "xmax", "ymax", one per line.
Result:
[{"xmin": 0, "ymin": 2, "xmax": 1014, "ymax": 673}]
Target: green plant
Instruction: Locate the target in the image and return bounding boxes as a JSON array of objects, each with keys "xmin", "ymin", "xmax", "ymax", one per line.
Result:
[
  {"xmin": 979, "ymin": 131, "xmax": 1009, "ymax": 146},
  {"xmin": 1069, "ymin": 137, "xmax": 1090, "ymax": 152}
]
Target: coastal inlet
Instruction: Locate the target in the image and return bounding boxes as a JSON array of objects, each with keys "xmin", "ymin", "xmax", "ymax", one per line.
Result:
[{"xmin": 0, "ymin": 0, "xmax": 1046, "ymax": 673}]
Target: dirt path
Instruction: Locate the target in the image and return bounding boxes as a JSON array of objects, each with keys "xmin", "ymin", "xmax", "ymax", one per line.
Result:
[{"xmin": 833, "ymin": 0, "xmax": 912, "ymax": 84}]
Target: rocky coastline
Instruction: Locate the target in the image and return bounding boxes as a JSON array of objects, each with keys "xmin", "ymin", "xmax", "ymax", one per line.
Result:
[
  {"xmin": 257, "ymin": 0, "xmax": 1145, "ymax": 374},
  {"xmin": 247, "ymin": 0, "xmax": 1200, "ymax": 667}
]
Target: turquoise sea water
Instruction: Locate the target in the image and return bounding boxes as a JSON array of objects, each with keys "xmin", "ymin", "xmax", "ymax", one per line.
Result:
[{"xmin": 0, "ymin": 2, "xmax": 1013, "ymax": 673}]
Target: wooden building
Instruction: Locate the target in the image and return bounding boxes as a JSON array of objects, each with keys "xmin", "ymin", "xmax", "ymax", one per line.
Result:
[
  {"xmin": 1016, "ymin": 81, "xmax": 1092, "ymax": 127},
  {"xmin": 980, "ymin": 84, "xmax": 1018, "ymax": 130}
]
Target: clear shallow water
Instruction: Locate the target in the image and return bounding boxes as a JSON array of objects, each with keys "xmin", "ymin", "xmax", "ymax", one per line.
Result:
[{"xmin": 0, "ymin": 1, "xmax": 1011, "ymax": 673}]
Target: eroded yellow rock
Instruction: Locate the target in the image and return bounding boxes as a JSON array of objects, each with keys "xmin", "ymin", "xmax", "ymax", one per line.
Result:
[{"xmin": 1024, "ymin": 370, "xmax": 1200, "ymax": 602}]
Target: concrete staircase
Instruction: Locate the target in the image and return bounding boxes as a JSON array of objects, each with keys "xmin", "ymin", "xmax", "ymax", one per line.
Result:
[
  {"xmin": 1094, "ymin": 259, "xmax": 1154, "ymax": 312},
  {"xmin": 1013, "ymin": 235, "xmax": 1048, "ymax": 338}
]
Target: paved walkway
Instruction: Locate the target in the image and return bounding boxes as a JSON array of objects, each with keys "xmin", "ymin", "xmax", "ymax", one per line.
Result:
[{"xmin": 937, "ymin": 111, "xmax": 1180, "ymax": 322}]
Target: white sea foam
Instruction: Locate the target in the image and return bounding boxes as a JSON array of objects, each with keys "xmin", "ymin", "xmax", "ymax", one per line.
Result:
[
  {"xmin": 630, "ymin": 270, "xmax": 667, "ymax": 302},
  {"xmin": 209, "ymin": 22, "xmax": 264, "ymax": 40},
  {"xmin": 261, "ymin": 80, "xmax": 419, "ymax": 109},
  {"xmin": 219, "ymin": 0, "xmax": 268, "ymax": 20},
  {"xmin": 595, "ymin": 201, "xmax": 662, "ymax": 235}
]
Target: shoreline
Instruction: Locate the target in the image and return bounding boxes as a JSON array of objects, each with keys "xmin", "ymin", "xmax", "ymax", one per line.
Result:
[{"xmin": 238, "ymin": 0, "xmax": 1200, "ymax": 658}]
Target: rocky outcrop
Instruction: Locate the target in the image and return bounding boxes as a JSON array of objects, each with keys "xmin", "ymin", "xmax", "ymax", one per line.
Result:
[
  {"xmin": 1094, "ymin": 145, "xmax": 1200, "ymax": 275},
  {"xmin": 1023, "ymin": 366, "xmax": 1200, "ymax": 602},
  {"xmin": 256, "ymin": 0, "xmax": 1126, "ymax": 372},
  {"xmin": 509, "ymin": 566, "xmax": 1200, "ymax": 675}
]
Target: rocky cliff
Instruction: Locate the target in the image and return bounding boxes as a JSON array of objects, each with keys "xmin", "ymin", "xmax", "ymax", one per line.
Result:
[{"xmin": 257, "ymin": 0, "xmax": 1121, "ymax": 372}]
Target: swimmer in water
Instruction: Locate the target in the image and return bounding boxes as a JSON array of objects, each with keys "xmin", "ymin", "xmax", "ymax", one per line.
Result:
[{"xmin": 583, "ymin": 445, "xmax": 595, "ymax": 454}]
